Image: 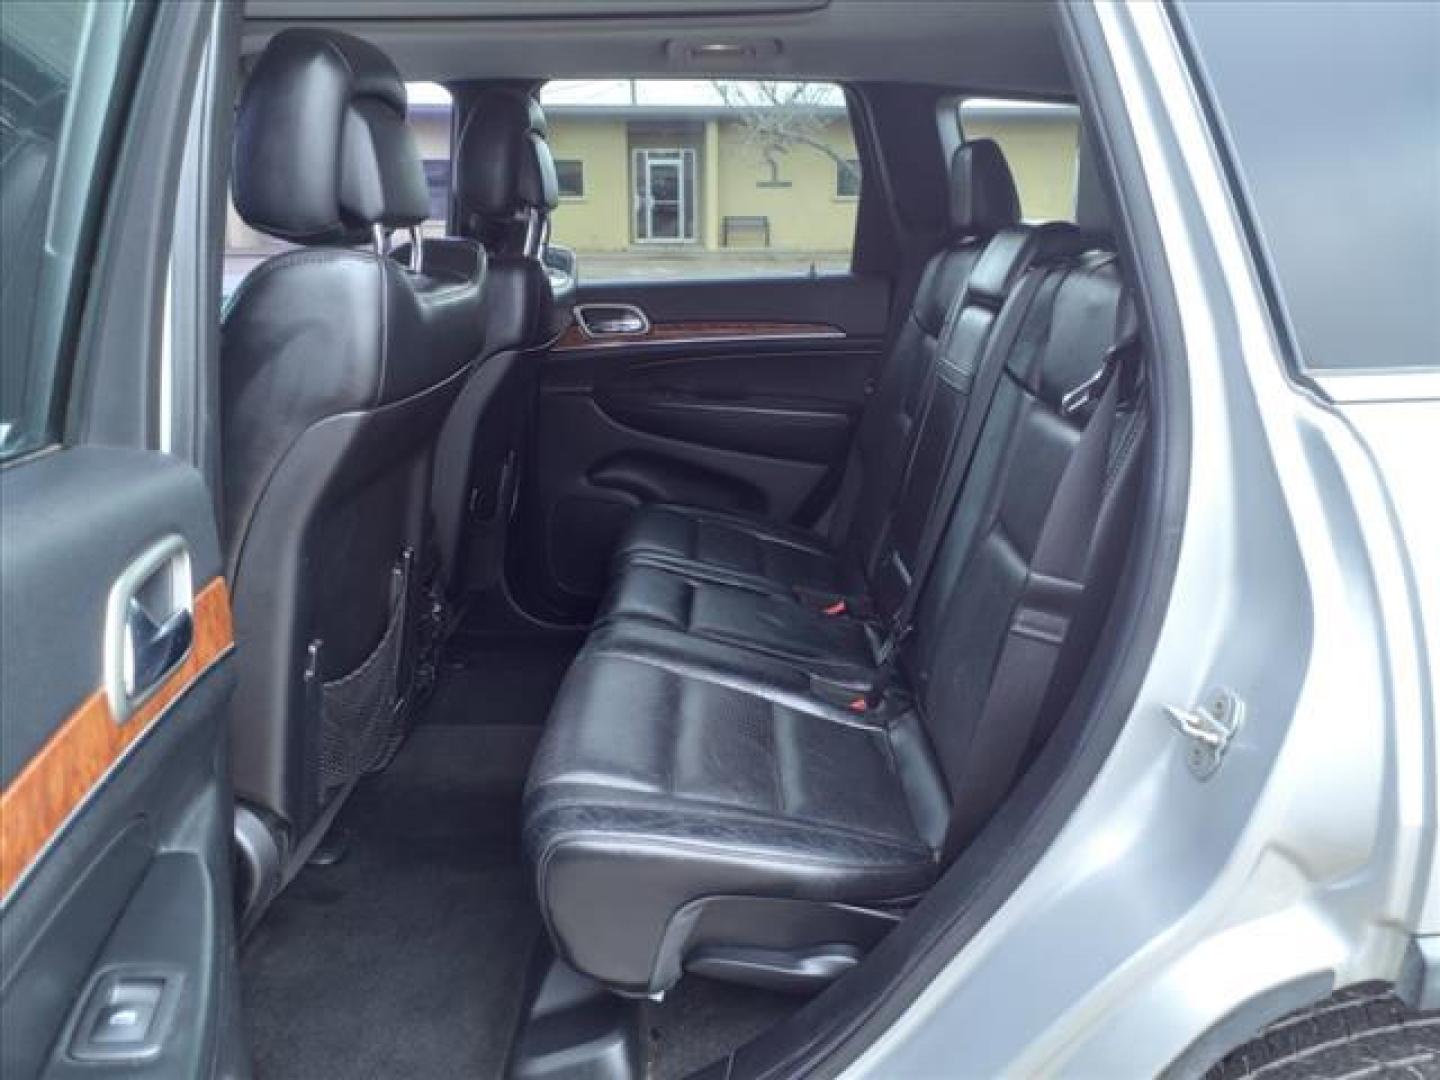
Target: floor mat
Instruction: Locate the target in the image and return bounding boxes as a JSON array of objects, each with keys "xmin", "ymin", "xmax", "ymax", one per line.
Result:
[
  {"xmin": 241, "ymin": 723, "xmax": 543, "ymax": 1080},
  {"xmin": 646, "ymin": 977, "xmax": 801, "ymax": 1080},
  {"xmin": 427, "ymin": 640, "xmax": 578, "ymax": 727}
]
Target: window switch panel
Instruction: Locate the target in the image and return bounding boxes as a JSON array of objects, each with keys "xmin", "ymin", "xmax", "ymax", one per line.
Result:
[{"xmin": 68, "ymin": 971, "xmax": 178, "ymax": 1063}]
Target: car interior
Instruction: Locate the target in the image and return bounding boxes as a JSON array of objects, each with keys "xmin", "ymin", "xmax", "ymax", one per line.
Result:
[{"xmin": 0, "ymin": 2, "xmax": 1163, "ymax": 1078}]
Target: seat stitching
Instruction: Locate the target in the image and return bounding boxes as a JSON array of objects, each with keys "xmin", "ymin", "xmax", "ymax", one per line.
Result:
[{"xmin": 767, "ymin": 699, "xmax": 786, "ymax": 815}]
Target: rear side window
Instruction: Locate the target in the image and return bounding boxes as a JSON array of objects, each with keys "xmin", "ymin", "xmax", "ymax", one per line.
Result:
[
  {"xmin": 958, "ymin": 98, "xmax": 1081, "ymax": 223},
  {"xmin": 0, "ymin": 1, "xmax": 138, "ymax": 462},
  {"xmin": 221, "ymin": 81, "xmax": 452, "ymax": 300},
  {"xmin": 539, "ymin": 79, "xmax": 859, "ymax": 281},
  {"xmin": 1181, "ymin": 1, "xmax": 1439, "ymax": 373}
]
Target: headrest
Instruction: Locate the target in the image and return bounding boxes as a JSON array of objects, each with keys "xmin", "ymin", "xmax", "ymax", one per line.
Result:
[
  {"xmin": 232, "ymin": 29, "xmax": 430, "ymax": 245},
  {"xmin": 949, "ymin": 139, "xmax": 1021, "ymax": 237},
  {"xmin": 456, "ymin": 88, "xmax": 559, "ymax": 219}
]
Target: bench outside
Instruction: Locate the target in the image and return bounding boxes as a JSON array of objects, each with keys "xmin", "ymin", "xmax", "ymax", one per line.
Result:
[{"xmin": 722, "ymin": 215, "xmax": 771, "ymax": 248}]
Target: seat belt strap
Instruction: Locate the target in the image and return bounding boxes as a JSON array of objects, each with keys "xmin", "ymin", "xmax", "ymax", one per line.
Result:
[{"xmin": 941, "ymin": 339, "xmax": 1129, "ymax": 857}]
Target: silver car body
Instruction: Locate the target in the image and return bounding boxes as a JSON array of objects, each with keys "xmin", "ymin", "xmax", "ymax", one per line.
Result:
[{"xmin": 847, "ymin": 3, "xmax": 1439, "ymax": 1076}]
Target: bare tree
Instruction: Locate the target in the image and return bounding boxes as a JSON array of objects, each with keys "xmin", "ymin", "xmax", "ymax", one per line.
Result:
[{"xmin": 711, "ymin": 81, "xmax": 860, "ymax": 191}]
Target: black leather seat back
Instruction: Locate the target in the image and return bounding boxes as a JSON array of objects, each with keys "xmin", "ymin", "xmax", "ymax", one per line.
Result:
[
  {"xmin": 829, "ymin": 140, "xmax": 1021, "ymax": 577},
  {"xmin": 431, "ymin": 88, "xmax": 569, "ymax": 597},
  {"xmin": 906, "ymin": 251, "xmax": 1141, "ymax": 841},
  {"xmin": 222, "ymin": 29, "xmax": 486, "ymax": 841}
]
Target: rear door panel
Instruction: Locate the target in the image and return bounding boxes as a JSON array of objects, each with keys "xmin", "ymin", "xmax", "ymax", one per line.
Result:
[{"xmin": 524, "ymin": 273, "xmax": 888, "ymax": 612}]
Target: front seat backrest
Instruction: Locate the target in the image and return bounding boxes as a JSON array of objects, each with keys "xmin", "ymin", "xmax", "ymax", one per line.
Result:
[
  {"xmin": 430, "ymin": 88, "xmax": 568, "ymax": 598},
  {"xmin": 222, "ymin": 28, "xmax": 486, "ymax": 846}
]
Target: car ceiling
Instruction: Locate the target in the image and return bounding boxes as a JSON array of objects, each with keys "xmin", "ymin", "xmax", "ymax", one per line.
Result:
[{"xmin": 239, "ymin": 0, "xmax": 1072, "ymax": 97}]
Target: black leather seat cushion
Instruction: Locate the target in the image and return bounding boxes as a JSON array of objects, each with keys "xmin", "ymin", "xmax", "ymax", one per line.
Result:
[
  {"xmin": 612, "ymin": 503, "xmax": 855, "ymax": 597},
  {"xmin": 524, "ymin": 641, "xmax": 942, "ymax": 995},
  {"xmin": 595, "ymin": 562, "xmax": 876, "ymax": 673}
]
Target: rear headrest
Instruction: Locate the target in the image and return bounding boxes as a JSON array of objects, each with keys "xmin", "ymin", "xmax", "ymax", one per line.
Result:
[
  {"xmin": 949, "ymin": 139, "xmax": 1021, "ymax": 237},
  {"xmin": 232, "ymin": 29, "xmax": 429, "ymax": 245},
  {"xmin": 456, "ymin": 88, "xmax": 559, "ymax": 219}
]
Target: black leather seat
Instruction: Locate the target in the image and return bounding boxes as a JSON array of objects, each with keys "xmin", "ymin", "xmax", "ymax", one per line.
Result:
[
  {"xmin": 430, "ymin": 88, "xmax": 572, "ymax": 599},
  {"xmin": 594, "ymin": 222, "xmax": 1091, "ymax": 684},
  {"xmin": 221, "ymin": 29, "xmax": 486, "ymax": 850},
  {"xmin": 524, "ymin": 206, "xmax": 1147, "ymax": 996}
]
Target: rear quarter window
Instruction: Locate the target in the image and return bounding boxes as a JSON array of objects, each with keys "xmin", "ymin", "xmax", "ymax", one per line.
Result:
[{"xmin": 1180, "ymin": 0, "xmax": 1440, "ymax": 373}]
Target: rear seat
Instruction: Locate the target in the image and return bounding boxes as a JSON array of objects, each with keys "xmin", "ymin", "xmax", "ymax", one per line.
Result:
[
  {"xmin": 522, "ymin": 157, "xmax": 1149, "ymax": 998},
  {"xmin": 596, "ymin": 223, "xmax": 1089, "ymax": 691}
]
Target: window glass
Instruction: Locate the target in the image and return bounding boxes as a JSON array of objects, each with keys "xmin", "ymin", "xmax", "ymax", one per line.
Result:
[
  {"xmin": 1182, "ymin": 1, "xmax": 1439, "ymax": 373},
  {"xmin": 958, "ymin": 98, "xmax": 1081, "ymax": 223},
  {"xmin": 0, "ymin": 0, "xmax": 136, "ymax": 461},
  {"xmin": 555, "ymin": 159, "xmax": 584, "ymax": 198},
  {"xmin": 222, "ymin": 81, "xmax": 452, "ymax": 300},
  {"xmin": 539, "ymin": 79, "xmax": 858, "ymax": 281}
]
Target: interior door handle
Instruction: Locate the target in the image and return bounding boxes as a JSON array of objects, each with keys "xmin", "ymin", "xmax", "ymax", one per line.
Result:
[
  {"xmin": 125, "ymin": 599, "xmax": 193, "ymax": 700},
  {"xmin": 105, "ymin": 535, "xmax": 194, "ymax": 722},
  {"xmin": 575, "ymin": 303, "xmax": 650, "ymax": 338}
]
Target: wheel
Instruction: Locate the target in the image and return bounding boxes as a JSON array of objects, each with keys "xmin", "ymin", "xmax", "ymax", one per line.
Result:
[{"xmin": 1205, "ymin": 983, "xmax": 1440, "ymax": 1079}]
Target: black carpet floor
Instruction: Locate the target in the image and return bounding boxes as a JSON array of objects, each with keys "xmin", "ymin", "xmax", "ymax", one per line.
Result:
[
  {"xmin": 427, "ymin": 640, "xmax": 579, "ymax": 728},
  {"xmin": 242, "ymin": 637, "xmax": 795, "ymax": 1079},
  {"xmin": 241, "ymin": 722, "xmax": 543, "ymax": 1080}
]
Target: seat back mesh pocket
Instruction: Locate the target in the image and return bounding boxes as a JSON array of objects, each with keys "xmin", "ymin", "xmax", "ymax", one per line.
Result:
[{"xmin": 316, "ymin": 562, "xmax": 409, "ymax": 797}]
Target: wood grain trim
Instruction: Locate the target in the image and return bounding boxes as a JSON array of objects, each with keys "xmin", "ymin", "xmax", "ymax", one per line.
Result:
[
  {"xmin": 553, "ymin": 320, "xmax": 845, "ymax": 352},
  {"xmin": 0, "ymin": 577, "xmax": 233, "ymax": 899}
]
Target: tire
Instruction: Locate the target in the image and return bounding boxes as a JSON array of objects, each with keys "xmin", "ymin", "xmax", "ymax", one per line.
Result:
[{"xmin": 1205, "ymin": 982, "xmax": 1440, "ymax": 1079}]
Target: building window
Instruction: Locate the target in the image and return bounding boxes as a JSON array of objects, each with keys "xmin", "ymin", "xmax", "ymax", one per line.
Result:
[
  {"xmin": 835, "ymin": 158, "xmax": 861, "ymax": 199},
  {"xmin": 556, "ymin": 159, "xmax": 585, "ymax": 198},
  {"xmin": 423, "ymin": 160, "xmax": 451, "ymax": 223}
]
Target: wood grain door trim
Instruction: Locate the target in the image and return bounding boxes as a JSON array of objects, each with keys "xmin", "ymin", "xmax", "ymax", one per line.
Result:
[
  {"xmin": 553, "ymin": 320, "xmax": 846, "ymax": 352},
  {"xmin": 0, "ymin": 576, "xmax": 234, "ymax": 900}
]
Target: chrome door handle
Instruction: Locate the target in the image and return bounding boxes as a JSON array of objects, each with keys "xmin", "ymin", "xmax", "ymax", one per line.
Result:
[
  {"xmin": 124, "ymin": 598, "xmax": 193, "ymax": 700},
  {"xmin": 575, "ymin": 304, "xmax": 650, "ymax": 338},
  {"xmin": 105, "ymin": 535, "xmax": 194, "ymax": 722}
]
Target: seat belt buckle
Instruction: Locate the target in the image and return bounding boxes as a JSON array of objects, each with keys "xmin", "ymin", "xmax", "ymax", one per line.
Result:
[
  {"xmin": 873, "ymin": 621, "xmax": 912, "ymax": 667},
  {"xmin": 809, "ymin": 672, "xmax": 882, "ymax": 713},
  {"xmin": 794, "ymin": 586, "xmax": 873, "ymax": 620}
]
